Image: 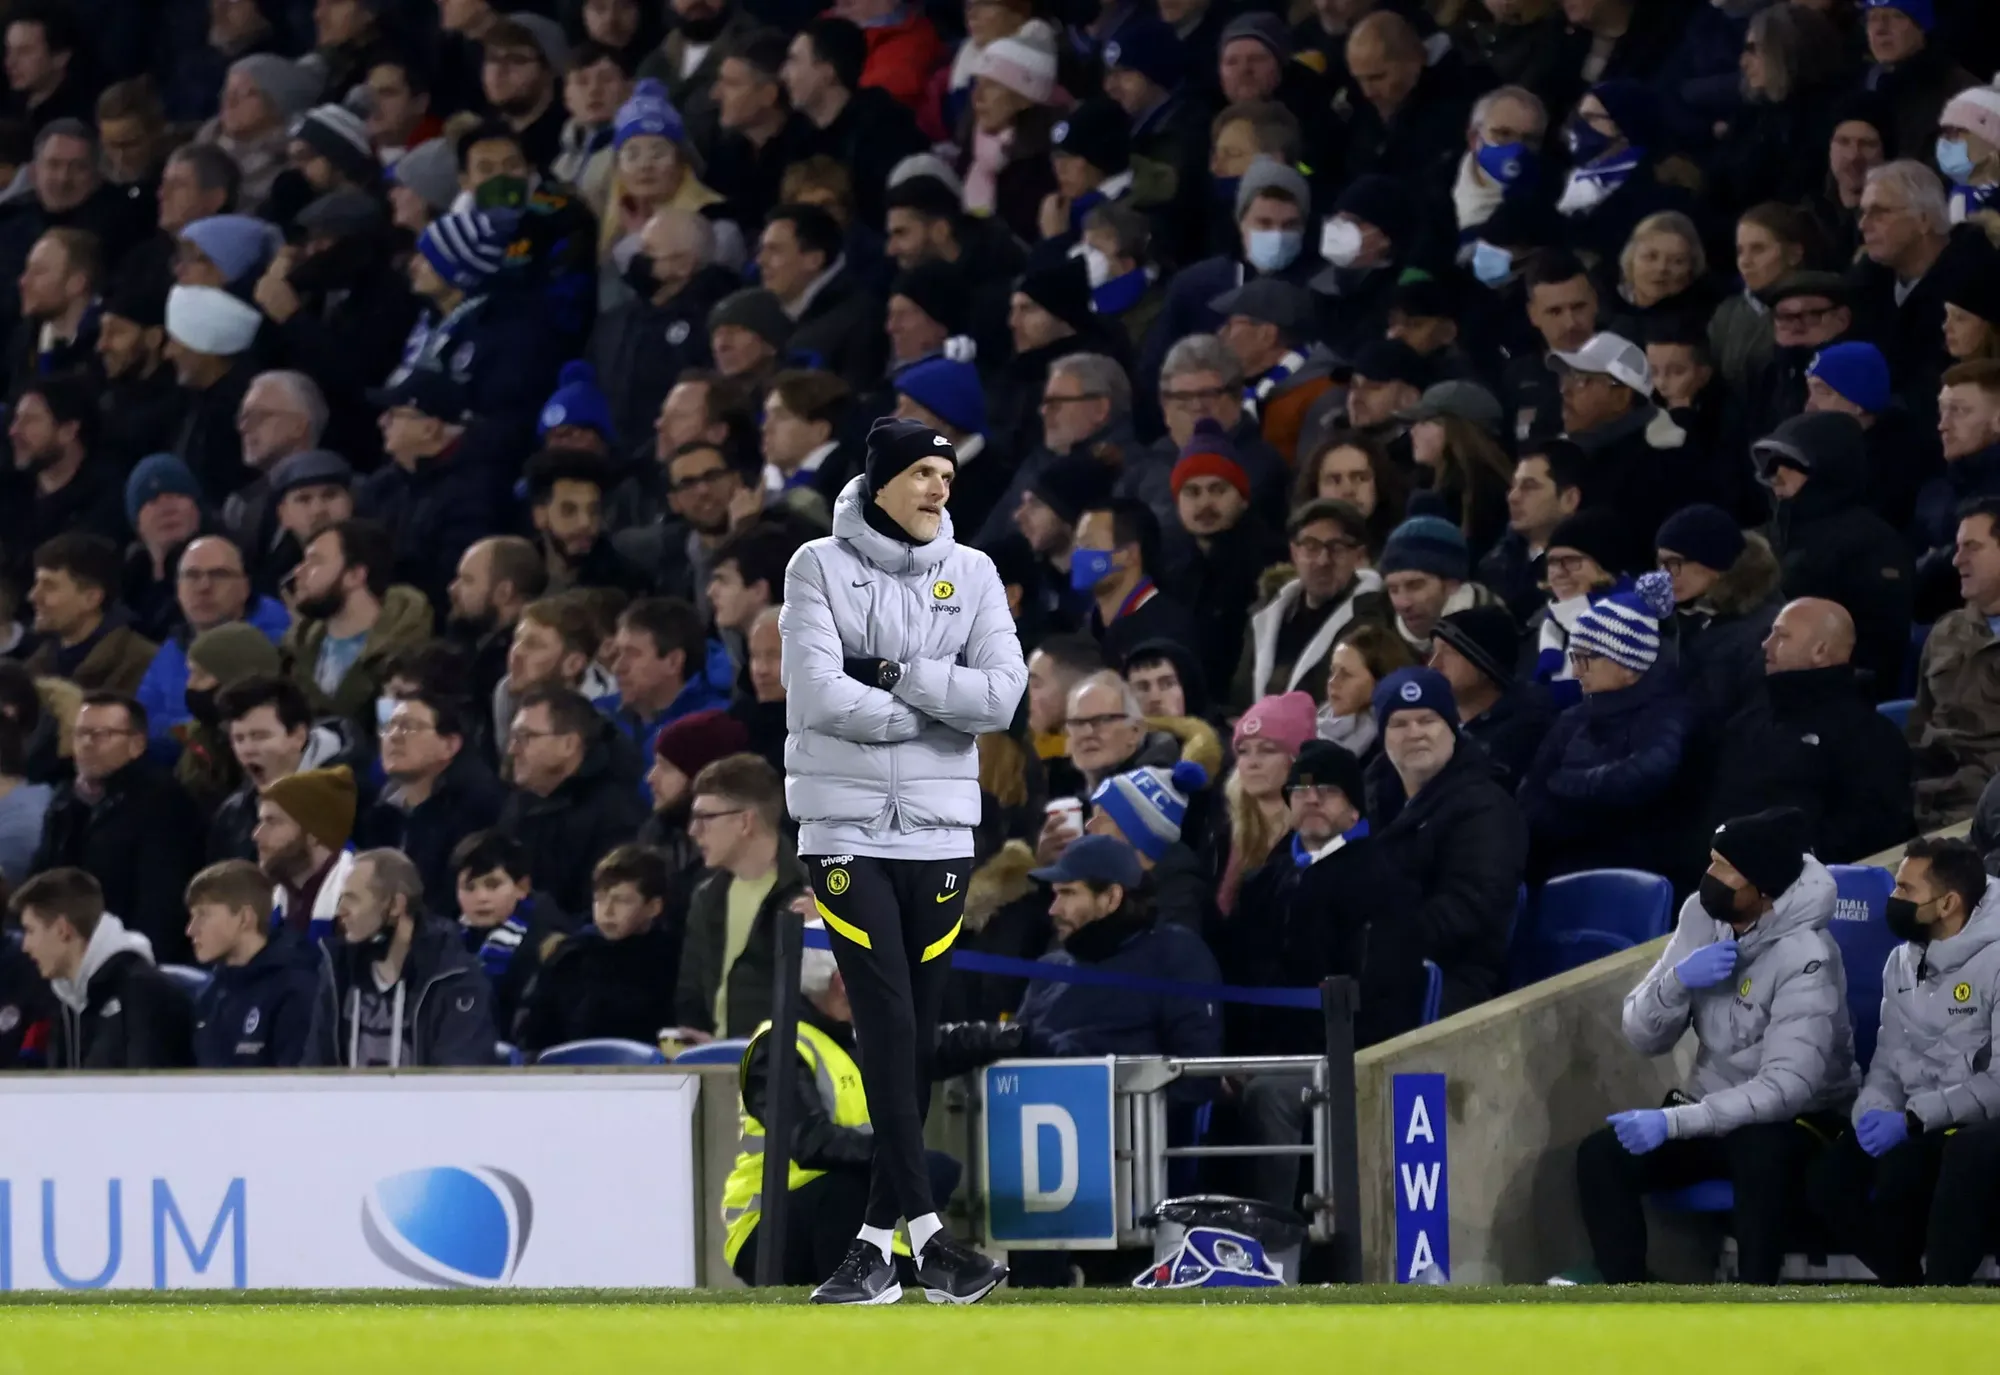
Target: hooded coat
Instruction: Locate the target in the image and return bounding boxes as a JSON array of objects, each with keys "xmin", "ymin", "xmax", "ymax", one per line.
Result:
[
  {"xmin": 47, "ymin": 915, "xmax": 194, "ymax": 1070},
  {"xmin": 496, "ymin": 715, "xmax": 651, "ymax": 916},
  {"xmin": 302, "ymin": 915, "xmax": 495, "ymax": 1068},
  {"xmin": 33, "ymin": 756, "xmax": 206, "ymax": 964},
  {"xmin": 1667, "ymin": 531, "xmax": 1784, "ymax": 735},
  {"xmin": 282, "ymin": 584, "xmax": 437, "ymax": 727},
  {"xmin": 1624, "ymin": 858, "xmax": 1861, "ymax": 1139},
  {"xmin": 1854, "ymin": 878, "xmax": 2000, "ymax": 1129}
]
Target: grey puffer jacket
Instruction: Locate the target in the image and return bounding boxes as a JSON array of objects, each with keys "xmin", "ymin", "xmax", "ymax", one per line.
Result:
[
  {"xmin": 1624, "ymin": 857, "xmax": 1859, "ymax": 1139},
  {"xmin": 1853, "ymin": 879, "xmax": 2000, "ymax": 1129},
  {"xmin": 780, "ymin": 478, "xmax": 1028, "ymax": 831}
]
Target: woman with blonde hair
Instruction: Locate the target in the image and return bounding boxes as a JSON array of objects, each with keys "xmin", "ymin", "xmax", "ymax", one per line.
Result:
[
  {"xmin": 1217, "ymin": 691, "xmax": 1316, "ymax": 915},
  {"xmin": 1604, "ymin": 210, "xmax": 1714, "ymax": 341},
  {"xmin": 1295, "ymin": 431, "xmax": 1408, "ymax": 560},
  {"xmin": 1316, "ymin": 622, "xmax": 1418, "ymax": 760},
  {"xmin": 589, "ymin": 79, "xmax": 735, "ymax": 292}
]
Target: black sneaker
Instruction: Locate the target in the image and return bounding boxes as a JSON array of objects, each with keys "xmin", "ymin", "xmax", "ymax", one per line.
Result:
[
  {"xmin": 810, "ymin": 1240, "xmax": 903, "ymax": 1305},
  {"xmin": 913, "ymin": 1233, "xmax": 1008, "ymax": 1304}
]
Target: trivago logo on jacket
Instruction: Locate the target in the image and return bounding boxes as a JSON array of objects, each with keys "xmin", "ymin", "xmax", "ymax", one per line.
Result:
[{"xmin": 360, "ymin": 1166, "xmax": 534, "ymax": 1287}]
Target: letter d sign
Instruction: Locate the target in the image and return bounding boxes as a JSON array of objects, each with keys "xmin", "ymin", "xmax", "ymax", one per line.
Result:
[{"xmin": 1020, "ymin": 1105, "xmax": 1078, "ymax": 1214}]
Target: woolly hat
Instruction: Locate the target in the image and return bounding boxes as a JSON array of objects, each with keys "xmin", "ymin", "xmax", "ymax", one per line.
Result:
[
  {"xmin": 102, "ymin": 270, "xmax": 166, "ymax": 327},
  {"xmin": 974, "ymin": 20, "xmax": 1058, "ymax": 105},
  {"xmin": 1941, "ymin": 85, "xmax": 2000, "ymax": 150},
  {"xmin": 391, "ymin": 138, "xmax": 461, "ymax": 213},
  {"xmin": 1372, "ymin": 665, "xmax": 1458, "ymax": 731},
  {"xmin": 188, "ymin": 621, "xmax": 281, "ymax": 686},
  {"xmin": 1285, "ymin": 740, "xmax": 1365, "ymax": 809},
  {"xmin": 653, "ymin": 707, "xmax": 750, "ymax": 777},
  {"xmin": 296, "ymin": 188, "xmax": 385, "ymax": 239},
  {"xmin": 417, "ymin": 208, "xmax": 515, "ymax": 291},
  {"xmin": 1234, "ymin": 155, "xmax": 1310, "ymax": 221},
  {"xmin": 1591, "ymin": 79, "xmax": 1665, "ymax": 152},
  {"xmin": 1859, "ymin": 0, "xmax": 1932, "ymax": 32},
  {"xmin": 1103, "ymin": 17, "xmax": 1186, "ymax": 93},
  {"xmin": 1943, "ymin": 238, "xmax": 2000, "ymax": 324},
  {"xmin": 1828, "ymin": 88, "xmax": 1899, "ymax": 158},
  {"xmin": 1219, "ymin": 12, "xmax": 1290, "ymax": 63},
  {"xmin": 1233, "ymin": 690, "xmax": 1317, "ymax": 758},
  {"xmin": 889, "ymin": 152, "xmax": 963, "ymax": 199},
  {"xmin": 864, "ymin": 415, "xmax": 955, "ymax": 495},
  {"xmin": 539, "ymin": 360, "xmax": 616, "ymax": 442},
  {"xmin": 232, "ymin": 54, "xmax": 320, "ymax": 122},
  {"xmin": 1569, "ymin": 569, "xmax": 1676, "ymax": 674},
  {"xmin": 1091, "ymin": 759, "xmax": 1208, "ymax": 862},
  {"xmin": 615, "ymin": 78, "xmax": 685, "ymax": 149},
  {"xmin": 180, "ymin": 214, "xmax": 282, "ymax": 288},
  {"xmin": 125, "ymin": 453, "xmax": 203, "ymax": 527},
  {"xmin": 1806, "ymin": 341, "xmax": 1890, "ymax": 416},
  {"xmin": 708, "ymin": 287, "xmax": 793, "ymax": 350},
  {"xmin": 1051, "ymin": 98, "xmax": 1131, "ymax": 177},
  {"xmin": 1029, "ymin": 453, "xmax": 1115, "ymax": 526},
  {"xmin": 1398, "ymin": 379, "xmax": 1503, "ymax": 435},
  {"xmin": 506, "ymin": 12, "xmax": 570, "ymax": 69},
  {"xmin": 1380, "ymin": 515, "xmax": 1469, "ymax": 581},
  {"xmin": 894, "ymin": 357, "xmax": 987, "ymax": 437},
  {"xmin": 1332, "ymin": 175, "xmax": 1414, "ymax": 247},
  {"xmin": 890, "ymin": 260, "xmax": 970, "ymax": 335},
  {"xmin": 1014, "ymin": 258, "xmax": 1094, "ymax": 334},
  {"xmin": 263, "ymin": 764, "xmax": 358, "ymax": 852},
  {"xmin": 1547, "ymin": 508, "xmax": 1632, "ymax": 577},
  {"xmin": 1170, "ymin": 418, "xmax": 1250, "ymax": 501},
  {"xmin": 293, "ymin": 103, "xmax": 377, "ymax": 187},
  {"xmin": 165, "ymin": 284, "xmax": 263, "ymax": 357},
  {"xmin": 1432, "ymin": 605, "xmax": 1520, "ymax": 690},
  {"xmin": 1351, "ymin": 338, "xmax": 1429, "ymax": 389},
  {"xmin": 1655, "ymin": 503, "xmax": 1745, "ymax": 575},
  {"xmin": 1711, "ymin": 806, "xmax": 1811, "ymax": 900}
]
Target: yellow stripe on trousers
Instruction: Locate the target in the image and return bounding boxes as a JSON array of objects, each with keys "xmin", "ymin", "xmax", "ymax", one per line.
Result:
[{"xmin": 815, "ymin": 898, "xmax": 871, "ymax": 950}]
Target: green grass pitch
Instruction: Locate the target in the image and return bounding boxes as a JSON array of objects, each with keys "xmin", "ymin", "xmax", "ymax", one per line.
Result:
[{"xmin": 4, "ymin": 1288, "xmax": 1998, "ymax": 1375}]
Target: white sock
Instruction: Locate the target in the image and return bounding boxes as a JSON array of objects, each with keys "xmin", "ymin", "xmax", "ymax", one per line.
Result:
[
  {"xmin": 908, "ymin": 1212, "xmax": 943, "ymax": 1255},
  {"xmin": 858, "ymin": 1224, "xmax": 895, "ymax": 1261}
]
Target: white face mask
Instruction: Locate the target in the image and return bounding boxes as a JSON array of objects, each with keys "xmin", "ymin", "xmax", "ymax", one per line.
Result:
[
  {"xmin": 1080, "ymin": 244, "xmax": 1113, "ymax": 288},
  {"xmin": 1321, "ymin": 217, "xmax": 1364, "ymax": 268}
]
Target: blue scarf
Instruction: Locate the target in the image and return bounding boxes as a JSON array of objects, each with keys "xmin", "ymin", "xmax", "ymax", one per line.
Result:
[
  {"xmin": 1557, "ymin": 147, "xmax": 1644, "ymax": 216},
  {"xmin": 1291, "ymin": 818, "xmax": 1370, "ymax": 868},
  {"xmin": 1244, "ymin": 350, "xmax": 1305, "ymax": 417},
  {"xmin": 472, "ymin": 901, "xmax": 534, "ymax": 982},
  {"xmin": 1951, "ymin": 182, "xmax": 2000, "ymax": 222},
  {"xmin": 1092, "ymin": 266, "xmax": 1151, "ymax": 317}
]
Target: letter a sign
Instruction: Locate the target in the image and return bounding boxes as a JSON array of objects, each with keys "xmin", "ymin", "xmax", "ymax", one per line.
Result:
[{"xmin": 1392, "ymin": 1073, "xmax": 1449, "ymax": 1283}]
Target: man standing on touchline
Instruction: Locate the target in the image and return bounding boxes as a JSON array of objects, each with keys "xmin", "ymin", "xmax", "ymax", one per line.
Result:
[{"xmin": 781, "ymin": 416, "xmax": 1027, "ymax": 1305}]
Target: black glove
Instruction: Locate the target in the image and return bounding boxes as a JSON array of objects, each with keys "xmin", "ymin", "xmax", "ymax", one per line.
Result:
[
  {"xmin": 844, "ymin": 657, "xmax": 888, "ymax": 686},
  {"xmin": 934, "ymin": 1020, "xmax": 1028, "ymax": 1077}
]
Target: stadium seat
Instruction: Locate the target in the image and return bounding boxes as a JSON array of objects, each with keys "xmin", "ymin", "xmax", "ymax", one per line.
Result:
[
  {"xmin": 494, "ymin": 1042, "xmax": 524, "ymax": 1066},
  {"xmin": 1903, "ymin": 622, "xmax": 1929, "ymax": 696},
  {"xmin": 1508, "ymin": 870, "xmax": 1672, "ymax": 990},
  {"xmin": 1875, "ymin": 698, "xmax": 1913, "ymax": 731},
  {"xmin": 1652, "ymin": 1179, "xmax": 1735, "ymax": 1214},
  {"xmin": 671, "ymin": 1037, "xmax": 753, "ymax": 1066},
  {"xmin": 1826, "ymin": 864, "xmax": 1898, "ymax": 1070},
  {"xmin": 159, "ymin": 965, "xmax": 211, "ymax": 998},
  {"xmin": 535, "ymin": 1038, "xmax": 666, "ymax": 1066},
  {"xmin": 1420, "ymin": 961, "xmax": 1443, "ymax": 1026}
]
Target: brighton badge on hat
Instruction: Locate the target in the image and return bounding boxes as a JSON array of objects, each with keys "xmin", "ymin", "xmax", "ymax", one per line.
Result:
[
  {"xmin": 1400, "ymin": 680, "xmax": 1423, "ymax": 703},
  {"xmin": 1054, "ymin": 121, "xmax": 1070, "ymax": 143},
  {"xmin": 1104, "ymin": 41, "xmax": 1121, "ymax": 64}
]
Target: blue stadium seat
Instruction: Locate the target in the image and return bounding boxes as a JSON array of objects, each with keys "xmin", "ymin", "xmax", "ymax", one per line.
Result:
[
  {"xmin": 535, "ymin": 1038, "xmax": 666, "ymax": 1066},
  {"xmin": 1903, "ymin": 623, "xmax": 1929, "ymax": 696},
  {"xmin": 1652, "ymin": 1179, "xmax": 1735, "ymax": 1214},
  {"xmin": 672, "ymin": 1037, "xmax": 753, "ymax": 1066},
  {"xmin": 1508, "ymin": 870, "xmax": 1672, "ymax": 989},
  {"xmin": 1827, "ymin": 864, "xmax": 1899, "ymax": 1070},
  {"xmin": 494, "ymin": 1042, "xmax": 524, "ymax": 1066},
  {"xmin": 1876, "ymin": 698, "xmax": 1913, "ymax": 731},
  {"xmin": 1420, "ymin": 960, "xmax": 1443, "ymax": 1026},
  {"xmin": 159, "ymin": 964, "xmax": 211, "ymax": 998}
]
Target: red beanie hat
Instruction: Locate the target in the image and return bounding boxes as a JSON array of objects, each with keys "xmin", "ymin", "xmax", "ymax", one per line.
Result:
[
  {"xmin": 654, "ymin": 707, "xmax": 751, "ymax": 777},
  {"xmin": 1170, "ymin": 418, "xmax": 1250, "ymax": 500}
]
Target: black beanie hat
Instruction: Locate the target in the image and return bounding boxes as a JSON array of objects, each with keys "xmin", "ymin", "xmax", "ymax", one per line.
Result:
[
  {"xmin": 1711, "ymin": 807, "xmax": 1810, "ymax": 900},
  {"xmin": 865, "ymin": 415, "xmax": 956, "ymax": 494},
  {"xmin": 1015, "ymin": 258, "xmax": 1094, "ymax": 334},
  {"xmin": 1052, "ymin": 97, "xmax": 1132, "ymax": 177},
  {"xmin": 1432, "ymin": 604, "xmax": 1519, "ymax": 689},
  {"xmin": 1546, "ymin": 508, "xmax": 1633, "ymax": 578},
  {"xmin": 1285, "ymin": 739, "xmax": 1364, "ymax": 809},
  {"xmin": 890, "ymin": 260, "xmax": 970, "ymax": 335}
]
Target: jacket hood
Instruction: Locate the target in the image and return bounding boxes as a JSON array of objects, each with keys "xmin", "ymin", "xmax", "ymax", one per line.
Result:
[
  {"xmin": 1920, "ymin": 876, "xmax": 2000, "ymax": 976},
  {"xmin": 371, "ymin": 585, "xmax": 436, "ymax": 652},
  {"xmin": 831, "ymin": 476, "xmax": 960, "ymax": 576},
  {"xmin": 1574, "ymin": 400, "xmax": 1680, "ymax": 454},
  {"xmin": 301, "ymin": 717, "xmax": 359, "ymax": 771},
  {"xmin": 1767, "ymin": 411, "xmax": 1869, "ymax": 509},
  {"xmin": 1696, "ymin": 531, "xmax": 1781, "ymax": 618},
  {"xmin": 1734, "ymin": 854, "xmax": 1836, "ymax": 962},
  {"xmin": 1146, "ymin": 713, "xmax": 1223, "ymax": 779},
  {"xmin": 965, "ymin": 839, "xmax": 1038, "ymax": 933},
  {"xmin": 52, "ymin": 914, "xmax": 154, "ymax": 1012}
]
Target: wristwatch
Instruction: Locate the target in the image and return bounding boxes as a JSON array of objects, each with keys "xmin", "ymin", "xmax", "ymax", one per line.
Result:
[{"xmin": 877, "ymin": 660, "xmax": 903, "ymax": 691}]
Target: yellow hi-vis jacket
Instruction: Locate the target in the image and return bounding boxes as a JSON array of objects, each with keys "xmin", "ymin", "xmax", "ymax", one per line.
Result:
[{"xmin": 720, "ymin": 1017, "xmax": 870, "ymax": 1266}]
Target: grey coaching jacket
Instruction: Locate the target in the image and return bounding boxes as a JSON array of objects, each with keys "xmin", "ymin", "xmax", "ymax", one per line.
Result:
[
  {"xmin": 1854, "ymin": 879, "xmax": 2000, "ymax": 1129},
  {"xmin": 779, "ymin": 477, "xmax": 1027, "ymax": 833},
  {"xmin": 1624, "ymin": 857, "xmax": 1860, "ymax": 1138}
]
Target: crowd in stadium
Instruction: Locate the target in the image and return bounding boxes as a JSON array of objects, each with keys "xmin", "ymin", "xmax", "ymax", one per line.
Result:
[{"xmin": 0, "ymin": 0, "xmax": 1998, "ymax": 1287}]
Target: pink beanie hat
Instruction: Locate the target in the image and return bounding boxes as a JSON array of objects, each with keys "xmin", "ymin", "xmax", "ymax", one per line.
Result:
[
  {"xmin": 1233, "ymin": 690, "xmax": 1317, "ymax": 757},
  {"xmin": 975, "ymin": 21, "xmax": 1059, "ymax": 105},
  {"xmin": 1942, "ymin": 86, "xmax": 2000, "ymax": 151}
]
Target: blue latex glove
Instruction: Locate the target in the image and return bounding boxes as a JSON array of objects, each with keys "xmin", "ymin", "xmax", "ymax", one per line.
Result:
[
  {"xmin": 1856, "ymin": 1109, "xmax": 1911, "ymax": 1158},
  {"xmin": 1608, "ymin": 1109, "xmax": 1669, "ymax": 1155},
  {"xmin": 1674, "ymin": 939, "xmax": 1739, "ymax": 991}
]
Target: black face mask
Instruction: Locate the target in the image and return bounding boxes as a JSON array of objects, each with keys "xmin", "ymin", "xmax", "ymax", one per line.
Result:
[
  {"xmin": 622, "ymin": 252, "xmax": 658, "ymax": 298},
  {"xmin": 1698, "ymin": 873, "xmax": 1742, "ymax": 925},
  {"xmin": 185, "ymin": 686, "xmax": 218, "ymax": 727},
  {"xmin": 1884, "ymin": 896, "xmax": 1931, "ymax": 945}
]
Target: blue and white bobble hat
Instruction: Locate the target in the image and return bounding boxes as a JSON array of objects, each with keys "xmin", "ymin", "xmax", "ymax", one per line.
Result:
[
  {"xmin": 1570, "ymin": 569, "xmax": 1676, "ymax": 674},
  {"xmin": 615, "ymin": 78, "xmax": 685, "ymax": 149},
  {"xmin": 1090, "ymin": 760, "xmax": 1208, "ymax": 863},
  {"xmin": 416, "ymin": 208, "xmax": 518, "ymax": 291}
]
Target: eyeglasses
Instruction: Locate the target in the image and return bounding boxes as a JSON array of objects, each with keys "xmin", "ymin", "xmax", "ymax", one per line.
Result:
[
  {"xmin": 1774, "ymin": 303, "xmax": 1835, "ymax": 326},
  {"xmin": 1292, "ymin": 535, "xmax": 1362, "ymax": 559},
  {"xmin": 1039, "ymin": 392, "xmax": 1106, "ymax": 410},
  {"xmin": 508, "ymin": 726, "xmax": 559, "ymax": 745},
  {"xmin": 484, "ymin": 50, "xmax": 542, "ymax": 69},
  {"xmin": 688, "ymin": 806, "xmax": 745, "ymax": 827},
  {"xmin": 1285, "ymin": 784, "xmax": 1344, "ymax": 802},
  {"xmin": 1161, "ymin": 385, "xmax": 1228, "ymax": 408},
  {"xmin": 177, "ymin": 567, "xmax": 245, "ymax": 585},
  {"xmin": 1546, "ymin": 553, "xmax": 1588, "ymax": 575},
  {"xmin": 1567, "ymin": 650, "xmax": 1599, "ymax": 671},
  {"xmin": 1657, "ymin": 555, "xmax": 1687, "ymax": 576},
  {"xmin": 382, "ymin": 720, "xmax": 437, "ymax": 739},
  {"xmin": 1066, "ymin": 713, "xmax": 1133, "ymax": 734},
  {"xmin": 670, "ymin": 468, "xmax": 732, "ymax": 494}
]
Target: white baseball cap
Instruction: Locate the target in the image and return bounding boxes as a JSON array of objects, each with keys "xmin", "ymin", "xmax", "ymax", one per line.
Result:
[{"xmin": 1552, "ymin": 332, "xmax": 1651, "ymax": 395}]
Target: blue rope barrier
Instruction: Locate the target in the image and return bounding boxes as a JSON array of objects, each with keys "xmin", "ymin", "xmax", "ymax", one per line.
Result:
[{"xmin": 799, "ymin": 923, "xmax": 1322, "ymax": 1009}]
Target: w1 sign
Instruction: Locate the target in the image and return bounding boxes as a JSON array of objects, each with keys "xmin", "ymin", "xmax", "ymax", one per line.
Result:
[
  {"xmin": 981, "ymin": 1059, "xmax": 1116, "ymax": 1250},
  {"xmin": 1392, "ymin": 1072, "xmax": 1449, "ymax": 1283}
]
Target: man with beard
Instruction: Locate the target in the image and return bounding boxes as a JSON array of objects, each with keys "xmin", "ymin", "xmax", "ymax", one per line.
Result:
[
  {"xmin": 358, "ymin": 370, "xmax": 508, "ymax": 613},
  {"xmin": 256, "ymin": 765, "xmax": 359, "ymax": 944},
  {"xmin": 7, "ymin": 226, "xmax": 100, "ymax": 390},
  {"xmin": 524, "ymin": 448, "xmax": 652, "ymax": 595},
  {"xmin": 94, "ymin": 272, "xmax": 183, "ymax": 470},
  {"xmin": 590, "ymin": 208, "xmax": 735, "ymax": 452},
  {"xmin": 134, "ymin": 534, "xmax": 289, "ymax": 752},
  {"xmin": 253, "ymin": 192, "xmax": 422, "ymax": 467},
  {"xmin": 260, "ymin": 449, "xmax": 354, "ymax": 599},
  {"xmin": 164, "ymin": 283, "xmax": 262, "ymax": 498},
  {"xmin": 0, "ymin": 122, "xmax": 147, "ymax": 345},
  {"xmin": 281, "ymin": 519, "xmax": 436, "ymax": 728},
  {"xmin": 478, "ymin": 18, "xmax": 568, "ymax": 175},
  {"xmin": 0, "ymin": 371, "xmax": 124, "ymax": 588},
  {"xmin": 447, "ymin": 536, "xmax": 548, "ymax": 715},
  {"xmin": 658, "ymin": 439, "xmax": 753, "ymax": 615}
]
